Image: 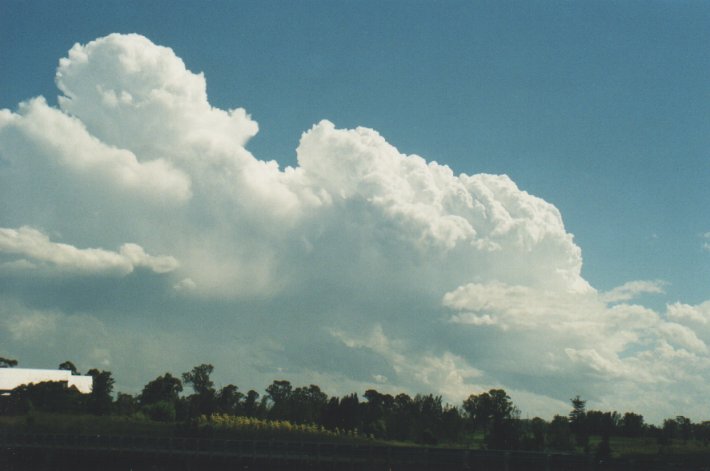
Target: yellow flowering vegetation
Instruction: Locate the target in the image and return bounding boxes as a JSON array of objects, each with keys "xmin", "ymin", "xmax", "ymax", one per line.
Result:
[{"xmin": 197, "ymin": 414, "xmax": 365, "ymax": 442}]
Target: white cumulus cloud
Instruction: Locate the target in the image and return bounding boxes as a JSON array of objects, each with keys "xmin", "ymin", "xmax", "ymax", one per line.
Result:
[
  {"xmin": 0, "ymin": 226, "xmax": 178, "ymax": 276},
  {"xmin": 0, "ymin": 33, "xmax": 708, "ymax": 423}
]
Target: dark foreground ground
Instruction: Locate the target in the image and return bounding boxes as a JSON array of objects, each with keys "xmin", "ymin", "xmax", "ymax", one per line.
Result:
[
  {"xmin": 2, "ymin": 433, "xmax": 710, "ymax": 471},
  {"xmin": 3, "ymin": 446, "xmax": 707, "ymax": 471}
]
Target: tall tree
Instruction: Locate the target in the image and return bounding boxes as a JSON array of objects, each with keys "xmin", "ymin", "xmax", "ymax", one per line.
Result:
[
  {"xmin": 528, "ymin": 417, "xmax": 547, "ymax": 451},
  {"xmin": 694, "ymin": 421, "xmax": 710, "ymax": 445},
  {"xmin": 413, "ymin": 394, "xmax": 444, "ymax": 445},
  {"xmin": 463, "ymin": 392, "xmax": 490, "ymax": 435},
  {"xmin": 139, "ymin": 373, "xmax": 183, "ymax": 421},
  {"xmin": 586, "ymin": 410, "xmax": 619, "ymax": 436},
  {"xmin": 391, "ymin": 393, "xmax": 416, "ymax": 441},
  {"xmin": 363, "ymin": 389, "xmax": 393, "ymax": 438},
  {"xmin": 620, "ymin": 412, "xmax": 645, "ymax": 437},
  {"xmin": 114, "ymin": 392, "xmax": 138, "ymax": 415},
  {"xmin": 86, "ymin": 369, "xmax": 114, "ymax": 415},
  {"xmin": 662, "ymin": 417, "xmax": 679, "ymax": 443},
  {"xmin": 547, "ymin": 415, "xmax": 573, "ymax": 450},
  {"xmin": 569, "ymin": 395, "xmax": 588, "ymax": 448},
  {"xmin": 322, "ymin": 393, "xmax": 361, "ymax": 432},
  {"xmin": 182, "ymin": 364, "xmax": 215, "ymax": 396},
  {"xmin": 441, "ymin": 405, "xmax": 464, "ymax": 444},
  {"xmin": 266, "ymin": 380, "xmax": 293, "ymax": 420},
  {"xmin": 676, "ymin": 416, "xmax": 693, "ymax": 442},
  {"xmin": 290, "ymin": 384, "xmax": 328, "ymax": 424},
  {"xmin": 182, "ymin": 364, "xmax": 216, "ymax": 417},
  {"xmin": 243, "ymin": 389, "xmax": 261, "ymax": 417},
  {"xmin": 463, "ymin": 389, "xmax": 520, "ymax": 449},
  {"xmin": 217, "ymin": 384, "xmax": 243, "ymax": 415},
  {"xmin": 140, "ymin": 373, "xmax": 183, "ymax": 406}
]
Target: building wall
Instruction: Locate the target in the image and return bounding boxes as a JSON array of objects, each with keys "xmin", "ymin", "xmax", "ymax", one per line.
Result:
[{"xmin": 0, "ymin": 368, "xmax": 93, "ymax": 393}]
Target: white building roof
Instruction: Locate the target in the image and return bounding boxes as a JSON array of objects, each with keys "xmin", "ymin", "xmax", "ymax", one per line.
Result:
[{"xmin": 0, "ymin": 368, "xmax": 93, "ymax": 394}]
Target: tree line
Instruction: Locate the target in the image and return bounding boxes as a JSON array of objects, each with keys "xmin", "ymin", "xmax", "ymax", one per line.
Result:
[{"xmin": 2, "ymin": 357, "xmax": 710, "ymax": 454}]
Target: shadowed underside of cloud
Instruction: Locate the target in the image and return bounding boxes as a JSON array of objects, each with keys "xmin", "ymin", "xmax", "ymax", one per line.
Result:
[{"xmin": 0, "ymin": 33, "xmax": 707, "ymax": 422}]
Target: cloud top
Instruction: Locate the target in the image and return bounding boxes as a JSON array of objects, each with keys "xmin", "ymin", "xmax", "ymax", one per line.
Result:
[{"xmin": 56, "ymin": 33, "xmax": 258, "ymax": 154}]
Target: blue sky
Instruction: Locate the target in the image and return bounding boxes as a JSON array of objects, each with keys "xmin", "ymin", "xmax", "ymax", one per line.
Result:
[{"xmin": 0, "ymin": 1, "xmax": 709, "ymax": 421}]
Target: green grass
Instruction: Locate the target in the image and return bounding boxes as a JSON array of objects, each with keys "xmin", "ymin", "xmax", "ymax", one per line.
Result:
[
  {"xmin": 5, "ymin": 414, "xmax": 710, "ymax": 464},
  {"xmin": 585, "ymin": 435, "xmax": 710, "ymax": 460}
]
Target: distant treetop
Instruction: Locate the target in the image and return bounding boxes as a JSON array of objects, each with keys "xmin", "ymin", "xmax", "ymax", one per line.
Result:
[{"xmin": 0, "ymin": 357, "xmax": 18, "ymax": 368}]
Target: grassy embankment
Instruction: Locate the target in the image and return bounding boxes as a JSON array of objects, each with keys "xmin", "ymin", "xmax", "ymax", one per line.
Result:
[
  {"xmin": 0, "ymin": 412, "xmax": 369, "ymax": 444},
  {"xmin": 4, "ymin": 413, "xmax": 710, "ymax": 465},
  {"xmin": 585, "ymin": 434, "xmax": 710, "ymax": 469}
]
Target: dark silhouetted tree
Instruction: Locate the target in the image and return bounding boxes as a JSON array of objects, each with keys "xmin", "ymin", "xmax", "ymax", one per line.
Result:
[
  {"xmin": 5, "ymin": 381, "xmax": 83, "ymax": 414},
  {"xmin": 662, "ymin": 417, "xmax": 679, "ymax": 446},
  {"xmin": 441, "ymin": 405, "xmax": 464, "ymax": 443},
  {"xmin": 548, "ymin": 415, "xmax": 573, "ymax": 450},
  {"xmin": 676, "ymin": 416, "xmax": 692, "ymax": 442},
  {"xmin": 390, "ymin": 393, "xmax": 416, "ymax": 441},
  {"xmin": 413, "ymin": 394, "xmax": 444, "ymax": 445},
  {"xmin": 0, "ymin": 357, "xmax": 17, "ymax": 368},
  {"xmin": 463, "ymin": 392, "xmax": 488, "ymax": 435},
  {"xmin": 183, "ymin": 364, "xmax": 216, "ymax": 417},
  {"xmin": 694, "ymin": 421, "xmax": 710, "ymax": 445},
  {"xmin": 114, "ymin": 392, "xmax": 138, "ymax": 415},
  {"xmin": 140, "ymin": 373, "xmax": 183, "ymax": 405},
  {"xmin": 291, "ymin": 384, "xmax": 328, "ymax": 424},
  {"xmin": 620, "ymin": 412, "xmax": 645, "ymax": 438},
  {"xmin": 182, "ymin": 364, "xmax": 215, "ymax": 396},
  {"xmin": 217, "ymin": 384, "xmax": 243, "ymax": 415},
  {"xmin": 266, "ymin": 380, "xmax": 293, "ymax": 420},
  {"xmin": 243, "ymin": 389, "xmax": 261, "ymax": 417},
  {"xmin": 363, "ymin": 389, "xmax": 393, "ymax": 438},
  {"xmin": 59, "ymin": 361, "xmax": 79, "ymax": 375},
  {"xmin": 322, "ymin": 393, "xmax": 362, "ymax": 433},
  {"xmin": 86, "ymin": 369, "xmax": 114, "ymax": 415},
  {"xmin": 140, "ymin": 373, "xmax": 183, "ymax": 421},
  {"xmin": 569, "ymin": 395, "xmax": 588, "ymax": 448},
  {"xmin": 527, "ymin": 417, "xmax": 546, "ymax": 451},
  {"xmin": 586, "ymin": 410, "xmax": 619, "ymax": 436},
  {"xmin": 464, "ymin": 389, "xmax": 520, "ymax": 449}
]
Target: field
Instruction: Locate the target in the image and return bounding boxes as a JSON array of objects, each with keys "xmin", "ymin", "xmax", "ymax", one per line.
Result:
[{"xmin": 4, "ymin": 413, "xmax": 710, "ymax": 470}]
